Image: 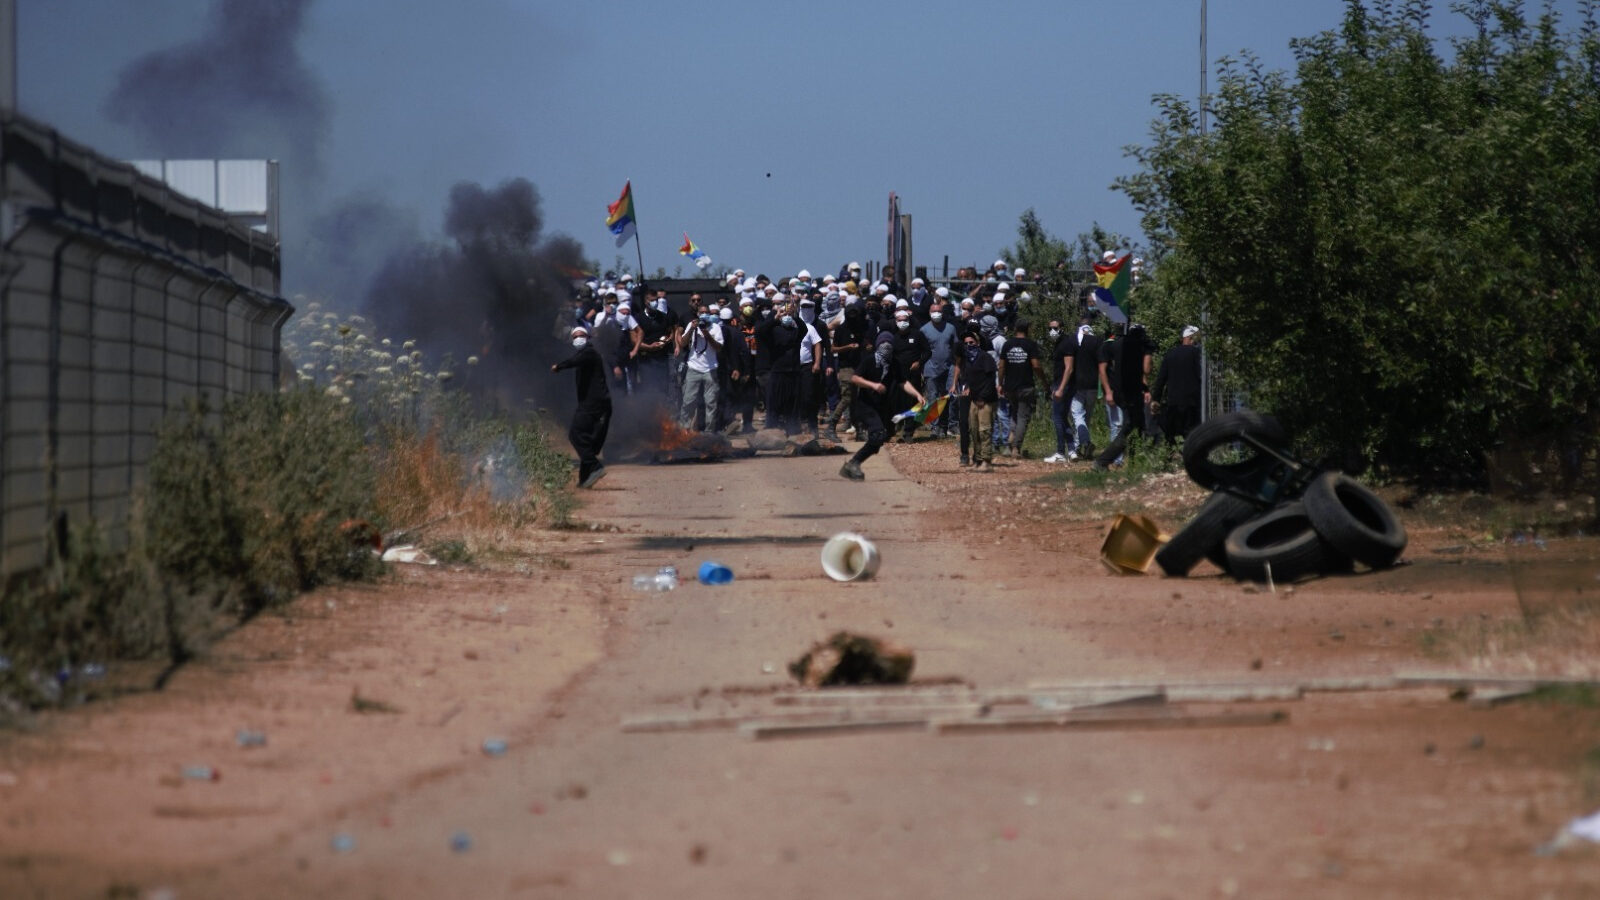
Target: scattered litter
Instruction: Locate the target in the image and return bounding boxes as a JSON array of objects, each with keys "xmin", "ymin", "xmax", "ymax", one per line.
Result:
[
  {"xmin": 820, "ymin": 532, "xmax": 880, "ymax": 582},
  {"xmin": 788, "ymin": 631, "xmax": 914, "ymax": 687},
  {"xmin": 330, "ymin": 833, "xmax": 356, "ymax": 854},
  {"xmin": 350, "ymin": 689, "xmax": 402, "ymax": 714},
  {"xmin": 1537, "ymin": 808, "xmax": 1600, "ymax": 855},
  {"xmin": 761, "ymin": 661, "xmax": 777, "ymax": 674},
  {"xmin": 481, "ymin": 738, "xmax": 508, "ymax": 758},
  {"xmin": 1099, "ymin": 514, "xmax": 1169, "ymax": 574},
  {"xmin": 450, "ymin": 831, "xmax": 473, "ymax": 853},
  {"xmin": 381, "ymin": 544, "xmax": 438, "ymax": 565},
  {"xmin": 181, "ymin": 765, "xmax": 220, "ymax": 782},
  {"xmin": 633, "ymin": 567, "xmax": 679, "ymax": 592},
  {"xmin": 235, "ymin": 730, "xmax": 267, "ymax": 748},
  {"xmin": 606, "ymin": 849, "xmax": 632, "ymax": 866},
  {"xmin": 697, "ymin": 561, "xmax": 734, "ymax": 585},
  {"xmin": 79, "ymin": 662, "xmax": 106, "ymax": 680}
]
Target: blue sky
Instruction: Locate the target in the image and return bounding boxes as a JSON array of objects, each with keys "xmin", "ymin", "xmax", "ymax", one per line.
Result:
[{"xmin": 17, "ymin": 0, "xmax": 1586, "ymax": 291}]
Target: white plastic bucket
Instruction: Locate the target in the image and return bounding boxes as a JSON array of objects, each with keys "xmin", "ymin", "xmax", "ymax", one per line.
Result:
[{"xmin": 820, "ymin": 532, "xmax": 881, "ymax": 582}]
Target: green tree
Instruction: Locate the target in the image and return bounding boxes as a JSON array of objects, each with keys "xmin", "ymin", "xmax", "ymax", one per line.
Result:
[{"xmin": 1118, "ymin": 0, "xmax": 1600, "ymax": 482}]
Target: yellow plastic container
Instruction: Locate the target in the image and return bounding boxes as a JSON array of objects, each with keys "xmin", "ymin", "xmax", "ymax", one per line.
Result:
[{"xmin": 1099, "ymin": 514, "xmax": 1170, "ymax": 575}]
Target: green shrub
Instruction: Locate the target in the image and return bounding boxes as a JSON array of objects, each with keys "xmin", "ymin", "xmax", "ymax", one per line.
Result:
[{"xmin": 145, "ymin": 389, "xmax": 381, "ymax": 615}]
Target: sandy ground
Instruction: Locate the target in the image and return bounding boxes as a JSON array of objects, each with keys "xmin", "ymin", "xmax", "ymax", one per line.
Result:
[{"xmin": 3, "ymin": 434, "xmax": 1600, "ymax": 899}]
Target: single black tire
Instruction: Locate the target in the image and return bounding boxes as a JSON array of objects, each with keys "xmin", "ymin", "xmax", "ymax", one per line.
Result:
[
  {"xmin": 1181, "ymin": 411, "xmax": 1290, "ymax": 492},
  {"xmin": 1155, "ymin": 491, "xmax": 1264, "ymax": 576},
  {"xmin": 1302, "ymin": 471, "xmax": 1407, "ymax": 569},
  {"xmin": 1224, "ymin": 501, "xmax": 1349, "ymax": 583}
]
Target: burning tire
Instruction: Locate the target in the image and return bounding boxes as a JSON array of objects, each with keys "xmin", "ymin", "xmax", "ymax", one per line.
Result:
[
  {"xmin": 1155, "ymin": 491, "xmax": 1263, "ymax": 576},
  {"xmin": 1302, "ymin": 471, "xmax": 1407, "ymax": 569},
  {"xmin": 1223, "ymin": 501, "xmax": 1351, "ymax": 583},
  {"xmin": 1181, "ymin": 411, "xmax": 1289, "ymax": 492}
]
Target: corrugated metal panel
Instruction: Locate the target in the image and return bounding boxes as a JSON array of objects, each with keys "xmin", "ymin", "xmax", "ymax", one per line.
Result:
[
  {"xmin": 166, "ymin": 160, "xmax": 220, "ymax": 206},
  {"xmin": 128, "ymin": 158, "xmax": 274, "ymax": 223},
  {"xmin": 217, "ymin": 160, "xmax": 269, "ymax": 213}
]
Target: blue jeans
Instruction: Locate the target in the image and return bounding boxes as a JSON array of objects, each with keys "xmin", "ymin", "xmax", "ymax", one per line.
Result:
[
  {"xmin": 1051, "ymin": 393, "xmax": 1071, "ymax": 455},
  {"xmin": 993, "ymin": 397, "xmax": 1012, "ymax": 447},
  {"xmin": 1106, "ymin": 401, "xmax": 1125, "ymax": 445},
  {"xmin": 1069, "ymin": 388, "xmax": 1097, "ymax": 453}
]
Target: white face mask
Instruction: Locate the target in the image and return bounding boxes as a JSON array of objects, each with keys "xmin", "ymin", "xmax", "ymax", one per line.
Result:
[
  {"xmin": 896, "ymin": 319, "xmax": 910, "ymax": 331},
  {"xmin": 930, "ymin": 312, "xmax": 944, "ymax": 323},
  {"xmin": 572, "ymin": 337, "xmax": 588, "ymax": 348},
  {"xmin": 800, "ymin": 308, "xmax": 815, "ymax": 323},
  {"xmin": 1049, "ymin": 329, "xmax": 1061, "ymax": 339},
  {"xmin": 781, "ymin": 315, "xmax": 795, "ymax": 327}
]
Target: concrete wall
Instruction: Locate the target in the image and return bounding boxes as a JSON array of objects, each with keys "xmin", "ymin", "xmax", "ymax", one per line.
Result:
[{"xmin": 1, "ymin": 111, "xmax": 291, "ymax": 579}]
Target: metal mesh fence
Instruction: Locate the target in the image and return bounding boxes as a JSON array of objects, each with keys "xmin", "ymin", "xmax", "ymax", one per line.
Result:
[{"xmin": 1, "ymin": 112, "xmax": 290, "ymax": 579}]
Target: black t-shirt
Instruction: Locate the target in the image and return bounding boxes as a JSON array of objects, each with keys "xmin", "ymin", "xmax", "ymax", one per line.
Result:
[
  {"xmin": 832, "ymin": 312, "xmax": 872, "ymax": 367},
  {"xmin": 1154, "ymin": 343, "xmax": 1203, "ymax": 407},
  {"xmin": 958, "ymin": 344, "xmax": 999, "ymax": 404},
  {"xmin": 553, "ymin": 343, "xmax": 611, "ymax": 409},
  {"xmin": 853, "ymin": 344, "xmax": 895, "ymax": 413},
  {"xmin": 1074, "ymin": 332, "xmax": 1103, "ymax": 390},
  {"xmin": 636, "ymin": 303, "xmax": 676, "ymax": 356},
  {"xmin": 1117, "ymin": 329, "xmax": 1154, "ymax": 398},
  {"xmin": 1050, "ymin": 334, "xmax": 1077, "ymax": 389},
  {"xmin": 759, "ymin": 317, "xmax": 804, "ymax": 373},
  {"xmin": 1097, "ymin": 335, "xmax": 1119, "ymax": 391},
  {"xmin": 1000, "ymin": 337, "xmax": 1042, "ymax": 394},
  {"xmin": 892, "ymin": 326, "xmax": 929, "ymax": 372}
]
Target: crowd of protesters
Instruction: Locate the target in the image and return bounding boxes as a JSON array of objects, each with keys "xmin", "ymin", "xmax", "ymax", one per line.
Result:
[{"xmin": 550, "ymin": 257, "xmax": 1204, "ymax": 485}]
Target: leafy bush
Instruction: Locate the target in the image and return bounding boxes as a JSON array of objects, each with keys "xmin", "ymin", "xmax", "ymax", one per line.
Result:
[
  {"xmin": 145, "ymin": 389, "xmax": 382, "ymax": 615},
  {"xmin": 1118, "ymin": 0, "xmax": 1600, "ymax": 483}
]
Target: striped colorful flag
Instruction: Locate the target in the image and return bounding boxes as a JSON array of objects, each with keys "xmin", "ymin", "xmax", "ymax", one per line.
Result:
[
  {"xmin": 678, "ymin": 233, "xmax": 712, "ymax": 270},
  {"xmin": 1091, "ymin": 253, "xmax": 1132, "ymax": 324},
  {"xmin": 892, "ymin": 394, "xmax": 949, "ymax": 426},
  {"xmin": 606, "ymin": 181, "xmax": 636, "ymax": 248}
]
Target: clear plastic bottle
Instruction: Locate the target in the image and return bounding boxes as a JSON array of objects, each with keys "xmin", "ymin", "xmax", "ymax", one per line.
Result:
[{"xmin": 632, "ymin": 567, "xmax": 678, "ymax": 591}]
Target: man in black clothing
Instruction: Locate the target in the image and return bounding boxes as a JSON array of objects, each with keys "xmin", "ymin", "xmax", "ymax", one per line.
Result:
[
  {"xmin": 997, "ymin": 319, "xmax": 1046, "ymax": 458},
  {"xmin": 756, "ymin": 300, "xmax": 805, "ymax": 434},
  {"xmin": 825, "ymin": 302, "xmax": 871, "ymax": 441},
  {"xmin": 953, "ymin": 323, "xmax": 1000, "ymax": 471},
  {"xmin": 1094, "ymin": 323, "xmax": 1156, "ymax": 469},
  {"xmin": 1152, "ymin": 324, "xmax": 1204, "ymax": 442},
  {"xmin": 1044, "ymin": 318, "xmax": 1076, "ymax": 462},
  {"xmin": 1069, "ymin": 317, "xmax": 1103, "ymax": 460},
  {"xmin": 889, "ymin": 307, "xmax": 931, "ymax": 441},
  {"xmin": 840, "ymin": 333, "xmax": 922, "ymax": 480},
  {"xmin": 634, "ymin": 286, "xmax": 679, "ymax": 399},
  {"xmin": 550, "ymin": 325, "xmax": 612, "ymax": 488}
]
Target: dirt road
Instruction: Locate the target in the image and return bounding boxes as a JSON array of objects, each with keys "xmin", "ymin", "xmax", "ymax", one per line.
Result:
[{"xmin": 3, "ymin": 445, "xmax": 1599, "ymax": 898}]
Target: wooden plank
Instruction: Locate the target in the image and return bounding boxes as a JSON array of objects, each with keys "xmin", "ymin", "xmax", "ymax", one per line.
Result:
[
  {"xmin": 1024, "ymin": 690, "xmax": 1168, "ymax": 710},
  {"xmin": 771, "ymin": 688, "xmax": 980, "ymax": 707},
  {"xmin": 1467, "ymin": 686, "xmax": 1538, "ymax": 708},
  {"xmin": 624, "ymin": 704, "xmax": 985, "ymax": 734},
  {"xmin": 1165, "ymin": 685, "xmax": 1302, "ymax": 703},
  {"xmin": 933, "ymin": 708, "xmax": 1289, "ymax": 735},
  {"xmin": 1395, "ymin": 672, "xmax": 1600, "ymax": 688},
  {"xmin": 740, "ymin": 717, "xmax": 931, "ymax": 740}
]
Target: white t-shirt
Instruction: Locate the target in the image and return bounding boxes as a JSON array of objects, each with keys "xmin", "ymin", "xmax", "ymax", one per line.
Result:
[
  {"xmin": 799, "ymin": 322, "xmax": 823, "ymax": 366},
  {"xmin": 685, "ymin": 321, "xmax": 722, "ymax": 373}
]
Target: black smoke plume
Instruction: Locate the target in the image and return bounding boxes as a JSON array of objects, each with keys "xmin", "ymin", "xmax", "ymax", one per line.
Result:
[
  {"xmin": 363, "ymin": 178, "xmax": 586, "ymax": 413},
  {"xmin": 104, "ymin": 0, "xmax": 328, "ymax": 173}
]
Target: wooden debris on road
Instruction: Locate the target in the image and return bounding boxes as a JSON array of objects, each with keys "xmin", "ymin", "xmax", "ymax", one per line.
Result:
[{"xmin": 933, "ymin": 707, "xmax": 1289, "ymax": 735}]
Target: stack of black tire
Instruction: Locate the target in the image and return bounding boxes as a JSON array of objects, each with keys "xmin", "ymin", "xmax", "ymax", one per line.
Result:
[{"xmin": 1154, "ymin": 411, "xmax": 1407, "ymax": 582}]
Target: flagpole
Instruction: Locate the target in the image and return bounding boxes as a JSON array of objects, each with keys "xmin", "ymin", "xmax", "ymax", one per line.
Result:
[{"xmin": 630, "ymin": 181, "xmax": 646, "ymax": 279}]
